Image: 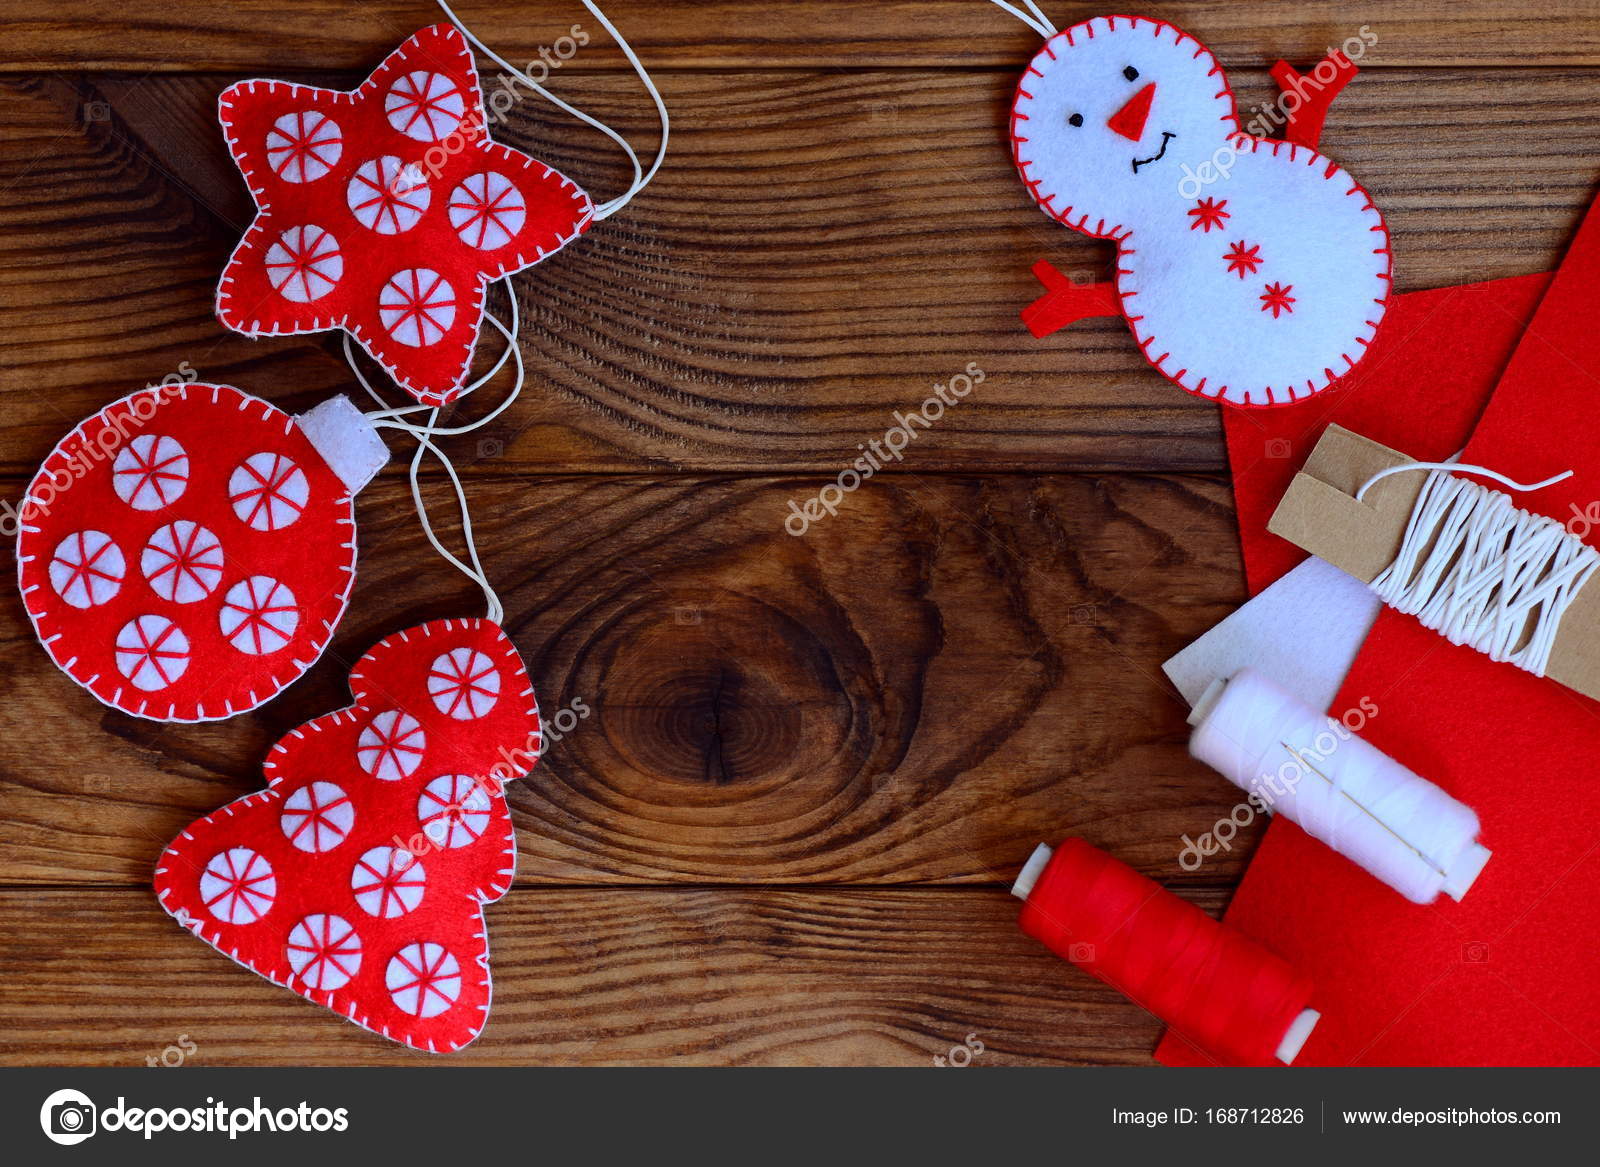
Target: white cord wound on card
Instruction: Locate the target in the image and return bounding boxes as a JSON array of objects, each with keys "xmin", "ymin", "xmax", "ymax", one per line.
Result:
[
  {"xmin": 988, "ymin": 0, "xmax": 1057, "ymax": 39},
  {"xmin": 1360, "ymin": 460, "xmax": 1599, "ymax": 678},
  {"xmin": 1189, "ymin": 669, "xmax": 1490, "ymax": 904}
]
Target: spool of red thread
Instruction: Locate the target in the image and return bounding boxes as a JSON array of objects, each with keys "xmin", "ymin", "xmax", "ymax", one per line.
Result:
[{"xmin": 1013, "ymin": 838, "xmax": 1319, "ymax": 1066}]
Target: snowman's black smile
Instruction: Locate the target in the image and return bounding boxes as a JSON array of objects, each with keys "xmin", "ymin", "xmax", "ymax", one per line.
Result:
[{"xmin": 1131, "ymin": 132, "xmax": 1176, "ymax": 174}]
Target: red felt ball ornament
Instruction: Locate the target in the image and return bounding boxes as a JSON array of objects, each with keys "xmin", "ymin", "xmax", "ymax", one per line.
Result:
[{"xmin": 16, "ymin": 383, "xmax": 387, "ymax": 721}]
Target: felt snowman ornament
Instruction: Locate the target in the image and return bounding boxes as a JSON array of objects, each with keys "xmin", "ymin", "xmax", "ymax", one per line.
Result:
[
  {"xmin": 1009, "ymin": 13, "xmax": 1391, "ymax": 405},
  {"xmin": 215, "ymin": 22, "xmax": 594, "ymax": 405},
  {"xmin": 16, "ymin": 385, "xmax": 387, "ymax": 721},
  {"xmin": 155, "ymin": 618, "xmax": 539, "ymax": 1052}
]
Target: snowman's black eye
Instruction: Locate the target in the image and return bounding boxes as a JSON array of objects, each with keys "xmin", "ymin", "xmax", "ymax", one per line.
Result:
[
  {"xmin": 1124, "ymin": 65, "xmax": 1139, "ymax": 81},
  {"xmin": 1067, "ymin": 112, "xmax": 1084, "ymax": 127}
]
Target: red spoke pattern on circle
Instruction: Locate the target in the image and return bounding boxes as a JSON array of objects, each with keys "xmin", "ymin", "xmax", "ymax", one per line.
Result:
[
  {"xmin": 351, "ymin": 846, "xmax": 426, "ymax": 918},
  {"xmin": 115, "ymin": 614, "xmax": 190, "ymax": 691},
  {"xmin": 141, "ymin": 521, "xmax": 223, "ymax": 603},
  {"xmin": 264, "ymin": 225, "xmax": 344, "ymax": 302},
  {"xmin": 49, "ymin": 530, "xmax": 125, "ymax": 609},
  {"xmin": 378, "ymin": 269, "xmax": 457, "ymax": 347},
  {"xmin": 427, "ymin": 648, "xmax": 501, "ymax": 720},
  {"xmin": 347, "ymin": 156, "xmax": 431, "ymax": 235},
  {"xmin": 112, "ymin": 434, "xmax": 189, "ymax": 511},
  {"xmin": 385, "ymin": 71, "xmax": 466, "ymax": 142},
  {"xmin": 386, "ymin": 941, "xmax": 462, "ymax": 1018},
  {"xmin": 266, "ymin": 110, "xmax": 343, "ymax": 183},
  {"xmin": 199, "ymin": 847, "xmax": 276, "ymax": 924},
  {"xmin": 228, "ymin": 453, "xmax": 309, "ymax": 532},
  {"xmin": 417, "ymin": 775, "xmax": 492, "ymax": 849},
  {"xmin": 448, "ymin": 172, "xmax": 527, "ymax": 250},
  {"xmin": 356, "ymin": 710, "xmax": 427, "ymax": 780},
  {"xmin": 280, "ymin": 781, "xmax": 356, "ymax": 853},
  {"xmin": 286, "ymin": 913, "xmax": 362, "ymax": 991},
  {"xmin": 219, "ymin": 576, "xmax": 299, "ymax": 655}
]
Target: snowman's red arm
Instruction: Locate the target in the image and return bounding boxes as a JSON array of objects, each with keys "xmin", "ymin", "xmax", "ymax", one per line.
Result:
[
  {"xmin": 1021, "ymin": 260, "xmax": 1122, "ymax": 338},
  {"xmin": 1270, "ymin": 52, "xmax": 1359, "ymax": 150}
]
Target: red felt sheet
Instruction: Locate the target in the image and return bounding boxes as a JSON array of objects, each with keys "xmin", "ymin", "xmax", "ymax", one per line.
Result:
[{"xmin": 1160, "ymin": 211, "xmax": 1600, "ymax": 1063}]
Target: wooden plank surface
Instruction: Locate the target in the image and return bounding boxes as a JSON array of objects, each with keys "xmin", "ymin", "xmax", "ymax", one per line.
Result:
[
  {"xmin": 2, "ymin": 67, "xmax": 1597, "ymax": 474},
  {"xmin": 2, "ymin": 0, "xmax": 1595, "ymax": 1066},
  {"xmin": 0, "ymin": 471, "xmax": 1250, "ymax": 886},
  {"xmin": 0, "ymin": 887, "xmax": 1228, "ymax": 1066},
  {"xmin": 5, "ymin": 1, "xmax": 1600, "ymax": 71}
]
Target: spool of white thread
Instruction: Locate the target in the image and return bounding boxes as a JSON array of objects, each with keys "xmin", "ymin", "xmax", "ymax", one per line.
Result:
[{"xmin": 1188, "ymin": 669, "xmax": 1491, "ymax": 905}]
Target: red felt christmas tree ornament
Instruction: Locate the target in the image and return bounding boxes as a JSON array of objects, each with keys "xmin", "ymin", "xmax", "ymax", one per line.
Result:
[
  {"xmin": 155, "ymin": 618, "xmax": 540, "ymax": 1052},
  {"xmin": 16, "ymin": 384, "xmax": 387, "ymax": 721}
]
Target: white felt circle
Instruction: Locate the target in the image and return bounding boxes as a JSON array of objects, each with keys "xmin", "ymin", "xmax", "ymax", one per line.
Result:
[
  {"xmin": 114, "ymin": 614, "xmax": 190, "ymax": 691},
  {"xmin": 417, "ymin": 775, "xmax": 493, "ymax": 849},
  {"xmin": 449, "ymin": 172, "xmax": 527, "ymax": 250},
  {"xmin": 286, "ymin": 913, "xmax": 362, "ymax": 991},
  {"xmin": 49, "ymin": 530, "xmax": 125, "ymax": 609},
  {"xmin": 219, "ymin": 576, "xmax": 299, "ymax": 655},
  {"xmin": 351, "ymin": 846, "xmax": 426, "ymax": 918},
  {"xmin": 347, "ymin": 157, "xmax": 431, "ymax": 235},
  {"xmin": 200, "ymin": 847, "xmax": 276, "ymax": 924},
  {"xmin": 264, "ymin": 225, "xmax": 344, "ymax": 302},
  {"xmin": 385, "ymin": 71, "xmax": 466, "ymax": 142},
  {"xmin": 427, "ymin": 647, "xmax": 501, "ymax": 720},
  {"xmin": 386, "ymin": 941, "xmax": 461, "ymax": 1018},
  {"xmin": 112, "ymin": 434, "xmax": 189, "ymax": 510},
  {"xmin": 266, "ymin": 111, "xmax": 343, "ymax": 183},
  {"xmin": 357, "ymin": 710, "xmax": 427, "ymax": 780},
  {"xmin": 280, "ymin": 781, "xmax": 356, "ymax": 853},
  {"xmin": 378, "ymin": 269, "xmax": 458, "ymax": 347},
  {"xmin": 141, "ymin": 521, "xmax": 223, "ymax": 603},
  {"xmin": 228, "ymin": 452, "xmax": 310, "ymax": 531}
]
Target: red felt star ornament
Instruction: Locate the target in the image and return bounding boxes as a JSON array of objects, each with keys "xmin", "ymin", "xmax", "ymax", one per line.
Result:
[{"xmin": 215, "ymin": 23, "xmax": 595, "ymax": 405}]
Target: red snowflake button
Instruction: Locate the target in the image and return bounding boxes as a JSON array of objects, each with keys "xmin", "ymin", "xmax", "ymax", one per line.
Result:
[
  {"xmin": 155, "ymin": 619, "xmax": 540, "ymax": 1052},
  {"xmin": 16, "ymin": 385, "xmax": 384, "ymax": 721},
  {"xmin": 215, "ymin": 23, "xmax": 594, "ymax": 405}
]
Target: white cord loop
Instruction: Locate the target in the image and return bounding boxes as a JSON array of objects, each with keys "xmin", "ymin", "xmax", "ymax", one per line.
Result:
[
  {"xmin": 1363, "ymin": 461, "xmax": 1599, "ymax": 677},
  {"xmin": 988, "ymin": 0, "xmax": 1057, "ymax": 39},
  {"xmin": 347, "ymin": 280, "xmax": 524, "ymax": 625},
  {"xmin": 347, "ymin": 3, "xmax": 669, "ymax": 623},
  {"xmin": 438, "ymin": 0, "xmax": 670, "ymax": 220}
]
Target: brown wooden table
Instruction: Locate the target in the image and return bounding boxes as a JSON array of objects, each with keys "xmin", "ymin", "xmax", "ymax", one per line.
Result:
[{"xmin": 1, "ymin": 0, "xmax": 1596, "ymax": 1066}]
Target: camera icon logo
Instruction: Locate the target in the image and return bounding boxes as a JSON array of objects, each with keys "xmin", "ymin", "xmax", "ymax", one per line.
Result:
[{"xmin": 40, "ymin": 1088, "xmax": 97, "ymax": 1145}]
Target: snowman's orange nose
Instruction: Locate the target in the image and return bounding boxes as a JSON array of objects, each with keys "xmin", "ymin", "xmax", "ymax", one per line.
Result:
[{"xmin": 1107, "ymin": 82, "xmax": 1156, "ymax": 142}]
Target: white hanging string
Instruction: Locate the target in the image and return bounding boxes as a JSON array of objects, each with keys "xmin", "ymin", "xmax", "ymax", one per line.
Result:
[
  {"xmin": 987, "ymin": 0, "xmax": 1056, "ymax": 39},
  {"xmin": 345, "ymin": 281, "xmax": 524, "ymax": 624},
  {"xmin": 1190, "ymin": 668, "xmax": 1490, "ymax": 904},
  {"xmin": 347, "ymin": 4, "xmax": 669, "ymax": 622},
  {"xmin": 437, "ymin": 0, "xmax": 671, "ymax": 220},
  {"xmin": 1360, "ymin": 460, "xmax": 1599, "ymax": 677}
]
